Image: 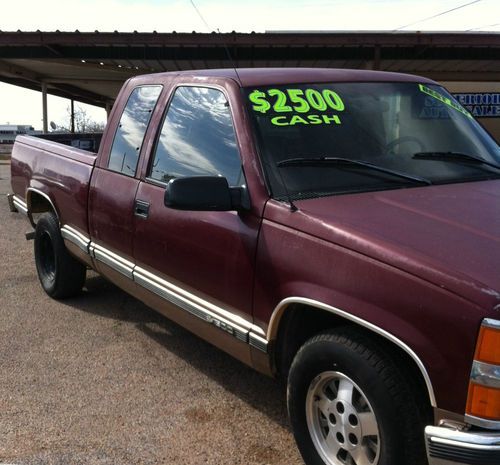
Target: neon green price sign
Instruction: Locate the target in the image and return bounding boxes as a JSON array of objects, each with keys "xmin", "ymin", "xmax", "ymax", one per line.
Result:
[
  {"xmin": 248, "ymin": 88, "xmax": 345, "ymax": 126},
  {"xmin": 419, "ymin": 84, "xmax": 472, "ymax": 118}
]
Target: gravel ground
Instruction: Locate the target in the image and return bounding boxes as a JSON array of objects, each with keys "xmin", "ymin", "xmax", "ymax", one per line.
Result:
[{"xmin": 0, "ymin": 162, "xmax": 303, "ymax": 465}]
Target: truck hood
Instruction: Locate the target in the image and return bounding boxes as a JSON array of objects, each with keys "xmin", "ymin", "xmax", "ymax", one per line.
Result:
[{"xmin": 286, "ymin": 180, "xmax": 500, "ymax": 310}]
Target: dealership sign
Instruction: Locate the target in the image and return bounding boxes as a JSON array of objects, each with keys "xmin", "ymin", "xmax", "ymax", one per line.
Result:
[{"xmin": 452, "ymin": 93, "xmax": 500, "ymax": 118}]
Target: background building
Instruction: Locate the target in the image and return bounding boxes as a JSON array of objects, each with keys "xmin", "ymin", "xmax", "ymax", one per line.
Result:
[
  {"xmin": 0, "ymin": 124, "xmax": 39, "ymax": 144},
  {"xmin": 0, "ymin": 124, "xmax": 41, "ymax": 154}
]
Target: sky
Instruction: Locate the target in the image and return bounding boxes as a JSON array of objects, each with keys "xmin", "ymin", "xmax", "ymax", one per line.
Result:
[{"xmin": 1, "ymin": 0, "xmax": 499, "ymax": 130}]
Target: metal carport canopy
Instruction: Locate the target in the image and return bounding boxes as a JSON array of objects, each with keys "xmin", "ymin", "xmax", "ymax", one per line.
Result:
[{"xmin": 0, "ymin": 30, "xmax": 499, "ymax": 108}]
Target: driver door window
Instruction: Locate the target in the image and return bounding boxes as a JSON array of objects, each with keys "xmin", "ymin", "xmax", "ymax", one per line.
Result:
[{"xmin": 149, "ymin": 86, "xmax": 244, "ymax": 186}]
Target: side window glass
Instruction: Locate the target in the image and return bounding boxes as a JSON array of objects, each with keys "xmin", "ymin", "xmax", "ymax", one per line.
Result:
[
  {"xmin": 149, "ymin": 86, "xmax": 243, "ymax": 186},
  {"xmin": 108, "ymin": 85, "xmax": 162, "ymax": 176}
]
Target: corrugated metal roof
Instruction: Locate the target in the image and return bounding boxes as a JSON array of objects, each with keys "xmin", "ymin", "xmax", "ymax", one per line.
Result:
[{"xmin": 0, "ymin": 31, "xmax": 498, "ymax": 107}]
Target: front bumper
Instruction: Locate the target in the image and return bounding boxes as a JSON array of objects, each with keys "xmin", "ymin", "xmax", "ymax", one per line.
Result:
[{"xmin": 426, "ymin": 425, "xmax": 500, "ymax": 465}]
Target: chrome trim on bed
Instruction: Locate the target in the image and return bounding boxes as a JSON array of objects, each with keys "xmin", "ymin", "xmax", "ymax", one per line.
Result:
[
  {"xmin": 12, "ymin": 195, "xmax": 28, "ymax": 216},
  {"xmin": 7, "ymin": 194, "xmax": 17, "ymax": 212}
]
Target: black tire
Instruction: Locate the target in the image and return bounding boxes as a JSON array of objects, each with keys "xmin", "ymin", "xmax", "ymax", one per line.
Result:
[
  {"xmin": 34, "ymin": 212, "xmax": 86, "ymax": 299},
  {"xmin": 287, "ymin": 327, "xmax": 428, "ymax": 465}
]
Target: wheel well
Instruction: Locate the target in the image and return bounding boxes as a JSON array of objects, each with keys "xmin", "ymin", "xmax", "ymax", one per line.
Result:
[
  {"xmin": 27, "ymin": 191, "xmax": 58, "ymax": 226},
  {"xmin": 274, "ymin": 304, "xmax": 433, "ymax": 415}
]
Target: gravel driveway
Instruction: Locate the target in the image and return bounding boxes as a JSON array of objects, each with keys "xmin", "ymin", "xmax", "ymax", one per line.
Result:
[{"xmin": 0, "ymin": 161, "xmax": 302, "ymax": 465}]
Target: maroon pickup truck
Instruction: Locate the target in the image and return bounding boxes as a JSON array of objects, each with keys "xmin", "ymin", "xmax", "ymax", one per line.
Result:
[{"xmin": 7, "ymin": 68, "xmax": 500, "ymax": 465}]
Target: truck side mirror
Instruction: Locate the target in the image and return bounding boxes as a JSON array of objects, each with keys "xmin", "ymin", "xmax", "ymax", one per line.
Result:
[{"xmin": 164, "ymin": 176, "xmax": 248, "ymax": 211}]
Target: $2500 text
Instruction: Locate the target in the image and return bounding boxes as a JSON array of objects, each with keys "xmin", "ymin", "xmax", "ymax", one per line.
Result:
[{"xmin": 248, "ymin": 88, "xmax": 345, "ymax": 114}]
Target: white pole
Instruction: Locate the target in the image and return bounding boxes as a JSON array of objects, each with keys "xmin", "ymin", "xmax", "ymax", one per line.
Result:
[{"xmin": 42, "ymin": 82, "xmax": 48, "ymax": 133}]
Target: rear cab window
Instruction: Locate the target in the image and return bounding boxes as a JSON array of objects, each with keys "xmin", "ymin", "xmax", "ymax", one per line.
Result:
[{"xmin": 108, "ymin": 85, "xmax": 163, "ymax": 176}]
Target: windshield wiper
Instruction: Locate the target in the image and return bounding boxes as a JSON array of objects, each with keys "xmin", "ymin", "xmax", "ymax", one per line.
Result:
[
  {"xmin": 277, "ymin": 157, "xmax": 432, "ymax": 185},
  {"xmin": 413, "ymin": 151, "xmax": 500, "ymax": 171}
]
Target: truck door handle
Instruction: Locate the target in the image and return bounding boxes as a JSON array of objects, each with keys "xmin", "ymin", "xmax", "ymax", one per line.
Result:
[{"xmin": 134, "ymin": 200, "xmax": 150, "ymax": 218}]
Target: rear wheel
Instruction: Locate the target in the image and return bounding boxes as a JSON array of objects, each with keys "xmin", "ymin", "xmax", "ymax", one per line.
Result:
[
  {"xmin": 287, "ymin": 328, "xmax": 427, "ymax": 465},
  {"xmin": 34, "ymin": 212, "xmax": 86, "ymax": 299}
]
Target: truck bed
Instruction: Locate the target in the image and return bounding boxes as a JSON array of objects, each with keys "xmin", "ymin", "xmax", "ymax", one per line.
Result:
[
  {"xmin": 36, "ymin": 132, "xmax": 102, "ymax": 153},
  {"xmin": 10, "ymin": 135, "xmax": 97, "ymax": 235}
]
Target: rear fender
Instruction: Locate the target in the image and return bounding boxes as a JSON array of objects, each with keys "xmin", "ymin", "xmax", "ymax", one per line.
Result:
[{"xmin": 26, "ymin": 187, "xmax": 59, "ymax": 227}]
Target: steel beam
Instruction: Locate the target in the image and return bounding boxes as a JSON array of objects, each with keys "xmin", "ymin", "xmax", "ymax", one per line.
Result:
[
  {"xmin": 105, "ymin": 101, "xmax": 112, "ymax": 119},
  {"xmin": 0, "ymin": 59, "xmax": 42, "ymax": 83},
  {"xmin": 41, "ymin": 82, "xmax": 48, "ymax": 133},
  {"xmin": 70, "ymin": 99, "xmax": 75, "ymax": 133},
  {"xmin": 0, "ymin": 31, "xmax": 498, "ymax": 47}
]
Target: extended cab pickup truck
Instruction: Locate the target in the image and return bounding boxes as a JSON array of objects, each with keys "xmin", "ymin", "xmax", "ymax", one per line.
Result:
[{"xmin": 7, "ymin": 68, "xmax": 500, "ymax": 465}]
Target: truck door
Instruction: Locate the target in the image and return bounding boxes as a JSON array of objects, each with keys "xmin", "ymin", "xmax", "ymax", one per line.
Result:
[
  {"xmin": 132, "ymin": 85, "xmax": 262, "ymax": 344},
  {"xmin": 89, "ymin": 84, "xmax": 163, "ymax": 285}
]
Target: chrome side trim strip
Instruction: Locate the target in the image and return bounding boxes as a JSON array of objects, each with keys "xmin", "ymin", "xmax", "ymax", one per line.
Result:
[
  {"xmin": 60, "ymin": 229, "xmax": 268, "ymax": 353},
  {"xmin": 133, "ymin": 266, "xmax": 251, "ymax": 343},
  {"xmin": 134, "ymin": 270, "xmax": 248, "ymax": 341},
  {"xmin": 90, "ymin": 242, "xmax": 134, "ymax": 279},
  {"xmin": 483, "ymin": 318, "xmax": 500, "ymax": 330},
  {"xmin": 250, "ymin": 325, "xmax": 266, "ymax": 338},
  {"xmin": 134, "ymin": 266, "xmax": 256, "ymax": 336},
  {"xmin": 268, "ymin": 296, "xmax": 437, "ymax": 407},
  {"xmin": 61, "ymin": 225, "xmax": 90, "ymax": 254},
  {"xmin": 12, "ymin": 195, "xmax": 28, "ymax": 216},
  {"xmin": 249, "ymin": 333, "xmax": 269, "ymax": 352},
  {"xmin": 471, "ymin": 360, "xmax": 500, "ymax": 389}
]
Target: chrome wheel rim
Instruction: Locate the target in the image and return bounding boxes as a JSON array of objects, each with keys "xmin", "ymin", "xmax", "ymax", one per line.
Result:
[{"xmin": 306, "ymin": 371, "xmax": 380, "ymax": 465}]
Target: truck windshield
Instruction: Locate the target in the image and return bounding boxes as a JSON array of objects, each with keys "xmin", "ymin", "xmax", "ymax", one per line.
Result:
[{"xmin": 245, "ymin": 82, "xmax": 500, "ymax": 200}]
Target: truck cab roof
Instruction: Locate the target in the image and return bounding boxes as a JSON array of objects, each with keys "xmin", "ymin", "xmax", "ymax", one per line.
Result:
[{"xmin": 130, "ymin": 67, "xmax": 437, "ymax": 87}]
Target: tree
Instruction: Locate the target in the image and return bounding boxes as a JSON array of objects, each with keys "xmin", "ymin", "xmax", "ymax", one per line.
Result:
[{"xmin": 55, "ymin": 104, "xmax": 106, "ymax": 133}]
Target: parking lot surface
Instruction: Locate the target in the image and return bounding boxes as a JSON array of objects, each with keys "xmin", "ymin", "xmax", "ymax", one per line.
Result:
[{"xmin": 0, "ymin": 162, "xmax": 302, "ymax": 465}]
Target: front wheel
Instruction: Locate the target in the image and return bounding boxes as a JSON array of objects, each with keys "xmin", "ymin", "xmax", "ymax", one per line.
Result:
[
  {"xmin": 287, "ymin": 328, "xmax": 427, "ymax": 465},
  {"xmin": 34, "ymin": 212, "xmax": 86, "ymax": 299}
]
